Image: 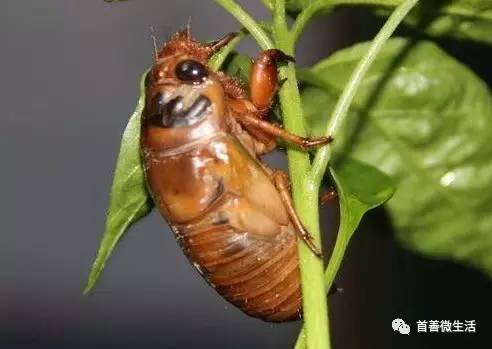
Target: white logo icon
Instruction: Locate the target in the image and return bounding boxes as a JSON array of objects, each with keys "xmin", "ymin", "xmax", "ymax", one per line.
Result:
[{"xmin": 392, "ymin": 318, "xmax": 411, "ymax": 335}]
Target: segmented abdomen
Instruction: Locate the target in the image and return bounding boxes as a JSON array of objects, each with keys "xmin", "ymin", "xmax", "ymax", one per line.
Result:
[{"xmin": 174, "ymin": 212, "xmax": 302, "ymax": 322}]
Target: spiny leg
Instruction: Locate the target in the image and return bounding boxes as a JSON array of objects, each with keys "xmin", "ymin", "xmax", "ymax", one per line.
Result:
[
  {"xmin": 320, "ymin": 188, "xmax": 337, "ymax": 205},
  {"xmin": 205, "ymin": 32, "xmax": 238, "ymax": 56},
  {"xmin": 272, "ymin": 170, "xmax": 323, "ymax": 258},
  {"xmin": 229, "ymin": 49, "xmax": 332, "ymax": 152},
  {"xmin": 244, "ymin": 127, "xmax": 277, "ymax": 155},
  {"xmin": 234, "ymin": 112, "xmax": 332, "ymax": 150},
  {"xmin": 227, "ymin": 98, "xmax": 278, "ymax": 156}
]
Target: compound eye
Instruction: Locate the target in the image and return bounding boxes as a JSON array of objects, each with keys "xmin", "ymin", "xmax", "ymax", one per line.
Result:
[{"xmin": 175, "ymin": 59, "xmax": 208, "ymax": 84}]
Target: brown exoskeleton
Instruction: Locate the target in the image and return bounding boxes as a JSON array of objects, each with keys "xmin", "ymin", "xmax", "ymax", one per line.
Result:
[{"xmin": 141, "ymin": 29, "xmax": 330, "ymax": 322}]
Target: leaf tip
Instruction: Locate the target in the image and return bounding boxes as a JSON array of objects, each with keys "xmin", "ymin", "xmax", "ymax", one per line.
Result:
[
  {"xmin": 82, "ymin": 285, "xmax": 92, "ymax": 296},
  {"xmin": 83, "ymin": 269, "xmax": 98, "ymax": 295}
]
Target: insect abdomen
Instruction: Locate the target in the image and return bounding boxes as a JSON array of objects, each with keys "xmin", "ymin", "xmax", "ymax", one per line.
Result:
[
  {"xmin": 177, "ymin": 211, "xmax": 302, "ymax": 322},
  {"xmin": 143, "ymin": 137, "xmax": 302, "ymax": 322}
]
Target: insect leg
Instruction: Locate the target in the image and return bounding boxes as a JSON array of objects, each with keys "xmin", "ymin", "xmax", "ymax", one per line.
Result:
[
  {"xmin": 227, "ymin": 99, "xmax": 278, "ymax": 155},
  {"xmin": 250, "ymin": 49, "xmax": 294, "ymax": 112},
  {"xmin": 234, "ymin": 112, "xmax": 332, "ymax": 149},
  {"xmin": 246, "ymin": 130, "xmax": 277, "ymax": 155},
  {"xmin": 272, "ymin": 170, "xmax": 323, "ymax": 258},
  {"xmin": 320, "ymin": 188, "xmax": 337, "ymax": 205},
  {"xmin": 205, "ymin": 32, "xmax": 238, "ymax": 55}
]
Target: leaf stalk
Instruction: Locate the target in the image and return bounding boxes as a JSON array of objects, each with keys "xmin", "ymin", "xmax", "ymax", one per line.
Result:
[
  {"xmin": 310, "ymin": 0, "xmax": 420, "ymax": 187},
  {"xmin": 215, "ymin": 0, "xmax": 274, "ymax": 49}
]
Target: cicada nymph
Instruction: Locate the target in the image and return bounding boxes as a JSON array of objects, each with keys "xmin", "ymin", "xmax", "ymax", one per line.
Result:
[{"xmin": 141, "ymin": 29, "xmax": 330, "ymax": 321}]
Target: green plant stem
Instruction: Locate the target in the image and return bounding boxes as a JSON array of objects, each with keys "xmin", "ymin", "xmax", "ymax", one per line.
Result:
[
  {"xmin": 215, "ymin": 0, "xmax": 274, "ymax": 49},
  {"xmin": 292, "ymin": 2, "xmax": 335, "ymax": 41},
  {"xmin": 294, "ymin": 1, "xmax": 420, "ymax": 348},
  {"xmin": 310, "ymin": 0, "xmax": 419, "ymax": 186},
  {"xmin": 280, "ymin": 51, "xmax": 333, "ymax": 349},
  {"xmin": 215, "ymin": 1, "xmax": 331, "ymax": 348},
  {"xmin": 272, "ymin": 1, "xmax": 331, "ymax": 349},
  {"xmin": 209, "ymin": 21, "xmax": 273, "ymax": 71}
]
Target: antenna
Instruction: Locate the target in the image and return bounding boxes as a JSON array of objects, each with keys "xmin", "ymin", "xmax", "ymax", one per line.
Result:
[
  {"xmin": 149, "ymin": 26, "xmax": 158, "ymax": 61},
  {"xmin": 186, "ymin": 17, "xmax": 192, "ymax": 40}
]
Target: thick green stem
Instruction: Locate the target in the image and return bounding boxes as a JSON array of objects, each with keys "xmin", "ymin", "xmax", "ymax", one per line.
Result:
[
  {"xmin": 280, "ymin": 68, "xmax": 331, "ymax": 349},
  {"xmin": 215, "ymin": 0, "xmax": 274, "ymax": 49},
  {"xmin": 272, "ymin": 1, "xmax": 331, "ymax": 349},
  {"xmin": 214, "ymin": 1, "xmax": 331, "ymax": 348}
]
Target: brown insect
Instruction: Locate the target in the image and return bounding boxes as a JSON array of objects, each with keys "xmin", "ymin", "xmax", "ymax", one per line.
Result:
[{"xmin": 141, "ymin": 29, "xmax": 330, "ymax": 322}]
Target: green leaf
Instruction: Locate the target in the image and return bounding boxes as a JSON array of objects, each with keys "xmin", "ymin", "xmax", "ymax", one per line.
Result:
[
  {"xmin": 84, "ymin": 72, "xmax": 153, "ymax": 294},
  {"xmin": 380, "ymin": 0, "xmax": 492, "ymax": 46},
  {"xmin": 406, "ymin": 14, "xmax": 492, "ymax": 45},
  {"xmin": 326, "ymin": 158, "xmax": 394, "ymax": 288},
  {"xmin": 286, "ymin": 0, "xmax": 492, "ymax": 45},
  {"xmin": 301, "ymin": 38, "xmax": 492, "ymax": 276}
]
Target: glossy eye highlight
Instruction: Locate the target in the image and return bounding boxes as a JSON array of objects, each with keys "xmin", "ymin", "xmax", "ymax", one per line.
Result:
[{"xmin": 175, "ymin": 59, "xmax": 208, "ymax": 84}]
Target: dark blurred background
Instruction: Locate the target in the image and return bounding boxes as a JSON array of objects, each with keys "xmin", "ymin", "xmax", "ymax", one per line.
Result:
[{"xmin": 1, "ymin": 1, "xmax": 491, "ymax": 348}]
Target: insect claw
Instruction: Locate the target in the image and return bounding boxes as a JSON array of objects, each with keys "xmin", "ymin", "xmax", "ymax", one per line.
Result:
[
  {"xmin": 283, "ymin": 54, "xmax": 295, "ymax": 63},
  {"xmin": 303, "ymin": 235, "xmax": 323, "ymax": 258},
  {"xmin": 266, "ymin": 49, "xmax": 295, "ymax": 64},
  {"xmin": 300, "ymin": 135, "xmax": 333, "ymax": 149},
  {"xmin": 320, "ymin": 188, "xmax": 337, "ymax": 205},
  {"xmin": 278, "ymin": 78, "xmax": 288, "ymax": 87}
]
